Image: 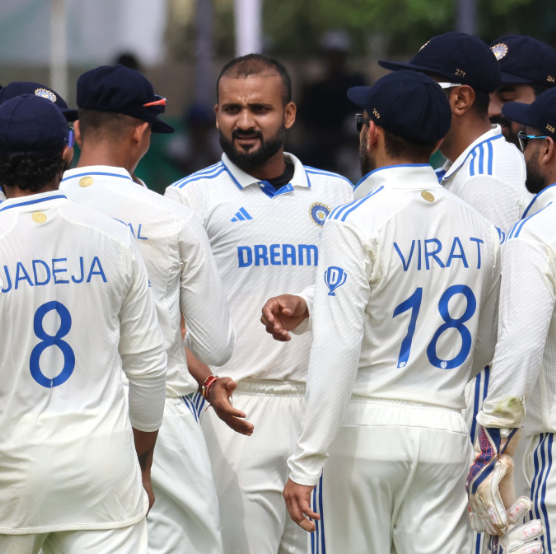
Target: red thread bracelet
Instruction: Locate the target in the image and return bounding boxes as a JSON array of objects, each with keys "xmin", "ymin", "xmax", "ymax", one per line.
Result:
[{"xmin": 202, "ymin": 375, "xmax": 219, "ymax": 400}]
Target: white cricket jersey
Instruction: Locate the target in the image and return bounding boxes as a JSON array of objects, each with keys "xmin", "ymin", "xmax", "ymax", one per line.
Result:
[
  {"xmin": 0, "ymin": 191, "xmax": 167, "ymax": 533},
  {"xmin": 479, "ymin": 185, "xmax": 556, "ymax": 436},
  {"xmin": 0, "ymin": 189, "xmax": 5, "ymax": 202},
  {"xmin": 61, "ymin": 166, "xmax": 234, "ymax": 398},
  {"xmin": 288, "ymin": 164, "xmax": 501, "ymax": 486},
  {"xmin": 437, "ymin": 125, "xmax": 532, "ymax": 236},
  {"xmin": 165, "ymin": 153, "xmax": 353, "ymax": 382}
]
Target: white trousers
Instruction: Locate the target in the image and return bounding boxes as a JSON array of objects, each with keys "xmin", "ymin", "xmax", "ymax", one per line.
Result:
[
  {"xmin": 320, "ymin": 398, "xmax": 473, "ymax": 554},
  {"xmin": 0, "ymin": 518, "xmax": 147, "ymax": 554},
  {"xmin": 198, "ymin": 380, "xmax": 308, "ymax": 554},
  {"xmin": 147, "ymin": 396, "xmax": 223, "ymax": 554}
]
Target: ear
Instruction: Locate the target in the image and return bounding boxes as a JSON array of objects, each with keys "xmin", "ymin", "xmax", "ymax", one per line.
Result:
[
  {"xmin": 132, "ymin": 121, "xmax": 150, "ymax": 144},
  {"xmin": 540, "ymin": 136, "xmax": 556, "ymax": 166},
  {"xmin": 449, "ymin": 85, "xmax": 476, "ymax": 116},
  {"xmin": 73, "ymin": 120, "xmax": 83, "ymax": 148},
  {"xmin": 284, "ymin": 101, "xmax": 297, "ymax": 130},
  {"xmin": 214, "ymin": 104, "xmax": 220, "ymax": 129},
  {"xmin": 367, "ymin": 120, "xmax": 380, "ymax": 150},
  {"xmin": 61, "ymin": 144, "xmax": 74, "ymax": 166}
]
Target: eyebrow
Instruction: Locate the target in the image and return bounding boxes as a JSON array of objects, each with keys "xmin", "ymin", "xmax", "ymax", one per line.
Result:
[{"xmin": 221, "ymin": 102, "xmax": 274, "ymax": 110}]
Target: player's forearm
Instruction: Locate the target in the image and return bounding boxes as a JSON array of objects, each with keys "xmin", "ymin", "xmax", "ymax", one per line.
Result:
[
  {"xmin": 186, "ymin": 346, "xmax": 213, "ymax": 388},
  {"xmin": 132, "ymin": 428, "xmax": 158, "ymax": 474}
]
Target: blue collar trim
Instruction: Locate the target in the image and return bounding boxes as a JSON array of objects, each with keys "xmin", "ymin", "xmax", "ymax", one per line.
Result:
[
  {"xmin": 61, "ymin": 171, "xmax": 133, "ymax": 182},
  {"xmin": 0, "ymin": 194, "xmax": 67, "ymax": 212},
  {"xmin": 354, "ymin": 163, "xmax": 431, "ymax": 190},
  {"xmin": 522, "ymin": 182, "xmax": 556, "ymax": 219}
]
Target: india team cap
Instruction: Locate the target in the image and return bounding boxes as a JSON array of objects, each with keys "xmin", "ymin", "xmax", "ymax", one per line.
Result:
[
  {"xmin": 347, "ymin": 70, "xmax": 451, "ymax": 143},
  {"xmin": 0, "ymin": 81, "xmax": 78, "ymax": 122},
  {"xmin": 502, "ymin": 88, "xmax": 556, "ymax": 139},
  {"xmin": 379, "ymin": 32, "xmax": 501, "ymax": 94},
  {"xmin": 490, "ymin": 35, "xmax": 556, "ymax": 87},
  {"xmin": 77, "ymin": 65, "xmax": 175, "ymax": 134},
  {"xmin": 0, "ymin": 94, "xmax": 71, "ymax": 156}
]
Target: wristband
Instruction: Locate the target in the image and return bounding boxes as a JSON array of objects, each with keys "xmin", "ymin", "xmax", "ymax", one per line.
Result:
[{"xmin": 202, "ymin": 375, "xmax": 219, "ymax": 400}]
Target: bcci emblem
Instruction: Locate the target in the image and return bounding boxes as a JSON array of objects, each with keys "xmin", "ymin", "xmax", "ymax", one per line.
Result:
[
  {"xmin": 324, "ymin": 266, "xmax": 347, "ymax": 296},
  {"xmin": 35, "ymin": 88, "xmax": 57, "ymax": 103},
  {"xmin": 491, "ymin": 43, "xmax": 508, "ymax": 60},
  {"xmin": 310, "ymin": 202, "xmax": 330, "ymax": 226}
]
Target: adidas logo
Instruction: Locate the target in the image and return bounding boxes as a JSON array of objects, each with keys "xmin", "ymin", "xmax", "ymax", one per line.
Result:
[{"xmin": 231, "ymin": 207, "xmax": 253, "ymax": 222}]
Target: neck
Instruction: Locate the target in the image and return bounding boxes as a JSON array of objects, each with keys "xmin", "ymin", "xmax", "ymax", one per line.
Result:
[
  {"xmin": 441, "ymin": 115, "xmax": 492, "ymax": 162},
  {"xmin": 4, "ymin": 179, "xmax": 59, "ymax": 199},
  {"xmin": 241, "ymin": 148, "xmax": 286, "ymax": 181},
  {"xmin": 77, "ymin": 142, "xmax": 135, "ymax": 174}
]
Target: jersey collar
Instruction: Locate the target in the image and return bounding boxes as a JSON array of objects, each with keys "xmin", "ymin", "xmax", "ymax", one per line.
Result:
[
  {"xmin": 221, "ymin": 152, "xmax": 310, "ymax": 191},
  {"xmin": 522, "ymin": 183, "xmax": 556, "ymax": 219},
  {"xmin": 0, "ymin": 190, "xmax": 68, "ymax": 213},
  {"xmin": 62, "ymin": 165, "xmax": 134, "ymax": 183},
  {"xmin": 440, "ymin": 125, "xmax": 504, "ymax": 182},
  {"xmin": 353, "ymin": 164, "xmax": 439, "ymax": 200}
]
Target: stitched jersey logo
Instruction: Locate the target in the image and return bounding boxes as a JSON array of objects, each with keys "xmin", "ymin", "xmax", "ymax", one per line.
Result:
[
  {"xmin": 231, "ymin": 207, "xmax": 253, "ymax": 222},
  {"xmin": 324, "ymin": 266, "xmax": 347, "ymax": 296},
  {"xmin": 310, "ymin": 202, "xmax": 330, "ymax": 226}
]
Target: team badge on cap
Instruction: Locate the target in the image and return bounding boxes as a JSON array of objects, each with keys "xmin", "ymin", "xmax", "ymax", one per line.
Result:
[
  {"xmin": 34, "ymin": 88, "xmax": 57, "ymax": 103},
  {"xmin": 491, "ymin": 43, "xmax": 509, "ymax": 60},
  {"xmin": 310, "ymin": 202, "xmax": 330, "ymax": 226}
]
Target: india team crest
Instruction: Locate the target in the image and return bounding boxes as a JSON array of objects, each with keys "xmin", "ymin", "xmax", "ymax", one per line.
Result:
[
  {"xmin": 491, "ymin": 43, "xmax": 508, "ymax": 60},
  {"xmin": 35, "ymin": 88, "xmax": 57, "ymax": 103},
  {"xmin": 310, "ymin": 202, "xmax": 330, "ymax": 226}
]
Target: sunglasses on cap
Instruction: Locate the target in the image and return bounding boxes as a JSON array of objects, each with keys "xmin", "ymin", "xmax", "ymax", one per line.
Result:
[
  {"xmin": 143, "ymin": 95, "xmax": 167, "ymax": 115},
  {"xmin": 355, "ymin": 113, "xmax": 371, "ymax": 133},
  {"xmin": 517, "ymin": 130, "xmax": 548, "ymax": 152}
]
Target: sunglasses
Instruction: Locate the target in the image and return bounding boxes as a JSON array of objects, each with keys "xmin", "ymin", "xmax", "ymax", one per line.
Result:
[
  {"xmin": 65, "ymin": 129, "xmax": 75, "ymax": 148},
  {"xmin": 517, "ymin": 130, "xmax": 548, "ymax": 152},
  {"xmin": 143, "ymin": 95, "xmax": 167, "ymax": 115},
  {"xmin": 355, "ymin": 113, "xmax": 371, "ymax": 133}
]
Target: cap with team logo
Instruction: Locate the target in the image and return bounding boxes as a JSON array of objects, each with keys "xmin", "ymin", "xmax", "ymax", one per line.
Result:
[
  {"xmin": 502, "ymin": 87, "xmax": 556, "ymax": 137},
  {"xmin": 0, "ymin": 82, "xmax": 77, "ymax": 122},
  {"xmin": 0, "ymin": 94, "xmax": 72, "ymax": 156},
  {"xmin": 378, "ymin": 32, "xmax": 500, "ymax": 94},
  {"xmin": 490, "ymin": 35, "xmax": 556, "ymax": 87},
  {"xmin": 77, "ymin": 65, "xmax": 174, "ymax": 134},
  {"xmin": 347, "ymin": 70, "xmax": 451, "ymax": 143}
]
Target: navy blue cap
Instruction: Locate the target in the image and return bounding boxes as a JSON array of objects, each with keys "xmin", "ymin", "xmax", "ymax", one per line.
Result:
[
  {"xmin": 490, "ymin": 35, "xmax": 556, "ymax": 87},
  {"xmin": 379, "ymin": 32, "xmax": 501, "ymax": 94},
  {"xmin": 0, "ymin": 94, "xmax": 70, "ymax": 156},
  {"xmin": 347, "ymin": 70, "xmax": 451, "ymax": 143},
  {"xmin": 502, "ymin": 88, "xmax": 556, "ymax": 138},
  {"xmin": 0, "ymin": 82, "xmax": 77, "ymax": 122},
  {"xmin": 77, "ymin": 65, "xmax": 174, "ymax": 134}
]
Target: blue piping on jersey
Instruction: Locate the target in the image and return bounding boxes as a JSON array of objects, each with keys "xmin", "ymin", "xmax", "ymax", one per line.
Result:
[
  {"xmin": 0, "ymin": 194, "xmax": 67, "ymax": 212},
  {"xmin": 330, "ymin": 186, "xmax": 384, "ymax": 221},
  {"xmin": 304, "ymin": 166, "xmax": 353, "ymax": 187},
  {"xmin": 176, "ymin": 166, "xmax": 226, "ymax": 188},
  {"xmin": 508, "ymin": 202, "xmax": 552, "ymax": 240},
  {"xmin": 522, "ymin": 182, "xmax": 556, "ymax": 219},
  {"xmin": 542, "ymin": 434, "xmax": 553, "ymax": 553},
  {"xmin": 173, "ymin": 162, "xmax": 224, "ymax": 188},
  {"xmin": 221, "ymin": 161, "xmax": 245, "ymax": 190},
  {"xmin": 487, "ymin": 142, "xmax": 494, "ymax": 175},
  {"xmin": 61, "ymin": 171, "xmax": 132, "ymax": 182},
  {"xmin": 353, "ymin": 163, "xmax": 431, "ymax": 192},
  {"xmin": 442, "ymin": 134, "xmax": 503, "ymax": 181}
]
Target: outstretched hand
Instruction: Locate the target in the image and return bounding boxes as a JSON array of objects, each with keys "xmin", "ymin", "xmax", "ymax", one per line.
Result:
[
  {"xmin": 208, "ymin": 377, "xmax": 254, "ymax": 436},
  {"xmin": 261, "ymin": 295, "xmax": 309, "ymax": 342}
]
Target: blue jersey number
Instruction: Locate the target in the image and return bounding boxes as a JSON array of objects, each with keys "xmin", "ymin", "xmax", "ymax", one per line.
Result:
[
  {"xmin": 30, "ymin": 301, "xmax": 75, "ymax": 387},
  {"xmin": 393, "ymin": 285, "xmax": 476, "ymax": 370}
]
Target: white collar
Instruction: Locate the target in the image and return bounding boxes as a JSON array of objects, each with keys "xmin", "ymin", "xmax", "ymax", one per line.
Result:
[
  {"xmin": 0, "ymin": 190, "xmax": 68, "ymax": 213},
  {"xmin": 522, "ymin": 183, "xmax": 556, "ymax": 219},
  {"xmin": 441, "ymin": 125, "xmax": 504, "ymax": 181},
  {"xmin": 62, "ymin": 165, "xmax": 134, "ymax": 183},
  {"xmin": 221, "ymin": 152, "xmax": 310, "ymax": 190}
]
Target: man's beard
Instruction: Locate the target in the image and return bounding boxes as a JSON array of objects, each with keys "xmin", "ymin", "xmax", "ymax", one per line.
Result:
[
  {"xmin": 525, "ymin": 149, "xmax": 548, "ymax": 194},
  {"xmin": 359, "ymin": 131, "xmax": 375, "ymax": 176},
  {"xmin": 219, "ymin": 125, "xmax": 286, "ymax": 170},
  {"xmin": 490, "ymin": 115, "xmax": 522, "ymax": 148}
]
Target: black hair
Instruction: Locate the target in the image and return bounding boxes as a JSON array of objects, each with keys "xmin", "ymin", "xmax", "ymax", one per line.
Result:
[
  {"xmin": 0, "ymin": 151, "xmax": 65, "ymax": 192},
  {"xmin": 383, "ymin": 130, "xmax": 437, "ymax": 161},
  {"xmin": 472, "ymin": 89, "xmax": 490, "ymax": 117},
  {"xmin": 78, "ymin": 108, "xmax": 145, "ymax": 143},
  {"xmin": 216, "ymin": 54, "xmax": 292, "ymax": 105},
  {"xmin": 532, "ymin": 83, "xmax": 551, "ymax": 97}
]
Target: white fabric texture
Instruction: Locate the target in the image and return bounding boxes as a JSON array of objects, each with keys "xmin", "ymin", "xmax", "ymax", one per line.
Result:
[
  {"xmin": 62, "ymin": 166, "xmax": 235, "ymax": 397},
  {"xmin": 200, "ymin": 380, "xmax": 307, "ymax": 554},
  {"xmin": 165, "ymin": 152, "xmax": 354, "ymax": 382},
  {"xmin": 146, "ymin": 397, "xmax": 223, "ymax": 554},
  {"xmin": 288, "ymin": 164, "xmax": 500, "ymax": 487},
  {"xmin": 320, "ymin": 399, "xmax": 473, "ymax": 554},
  {"xmin": 440, "ymin": 124, "xmax": 532, "ymax": 235},
  {"xmin": 0, "ymin": 192, "xmax": 166, "ymax": 533},
  {"xmin": 0, "ymin": 518, "xmax": 148, "ymax": 554},
  {"xmin": 478, "ymin": 185, "xmax": 556, "ymax": 436}
]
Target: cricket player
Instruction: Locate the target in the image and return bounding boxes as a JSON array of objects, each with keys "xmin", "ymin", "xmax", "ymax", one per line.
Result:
[
  {"xmin": 0, "ymin": 95, "xmax": 167, "ymax": 553},
  {"xmin": 61, "ymin": 64, "xmax": 235, "ymax": 554},
  {"xmin": 0, "ymin": 81, "xmax": 78, "ymax": 205},
  {"xmin": 468, "ymin": 87, "xmax": 556, "ymax": 554},
  {"xmin": 489, "ymin": 35, "xmax": 556, "ymax": 148},
  {"xmin": 262, "ymin": 70, "xmax": 502, "ymax": 554},
  {"xmin": 165, "ymin": 54, "xmax": 354, "ymax": 554}
]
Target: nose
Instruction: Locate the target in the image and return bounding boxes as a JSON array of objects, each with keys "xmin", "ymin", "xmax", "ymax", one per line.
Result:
[
  {"xmin": 236, "ymin": 108, "xmax": 256, "ymax": 130},
  {"xmin": 488, "ymin": 92, "xmax": 503, "ymax": 119}
]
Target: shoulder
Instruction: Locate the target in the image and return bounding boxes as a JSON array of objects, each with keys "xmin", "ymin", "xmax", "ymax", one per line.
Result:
[
  {"xmin": 507, "ymin": 201, "xmax": 556, "ymax": 244},
  {"xmin": 302, "ymin": 165, "xmax": 353, "ymax": 190},
  {"xmin": 466, "ymin": 137, "xmax": 524, "ymax": 182},
  {"xmin": 167, "ymin": 161, "xmax": 228, "ymax": 192}
]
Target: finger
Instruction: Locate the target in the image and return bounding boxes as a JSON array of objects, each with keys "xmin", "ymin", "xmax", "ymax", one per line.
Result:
[
  {"xmin": 219, "ymin": 413, "xmax": 254, "ymax": 435},
  {"xmin": 299, "ymin": 518, "xmax": 316, "ymax": 533},
  {"xmin": 213, "ymin": 398, "xmax": 247, "ymax": 418}
]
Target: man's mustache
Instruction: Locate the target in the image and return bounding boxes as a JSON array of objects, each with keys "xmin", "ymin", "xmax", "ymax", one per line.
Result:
[{"xmin": 232, "ymin": 129, "xmax": 264, "ymax": 140}]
